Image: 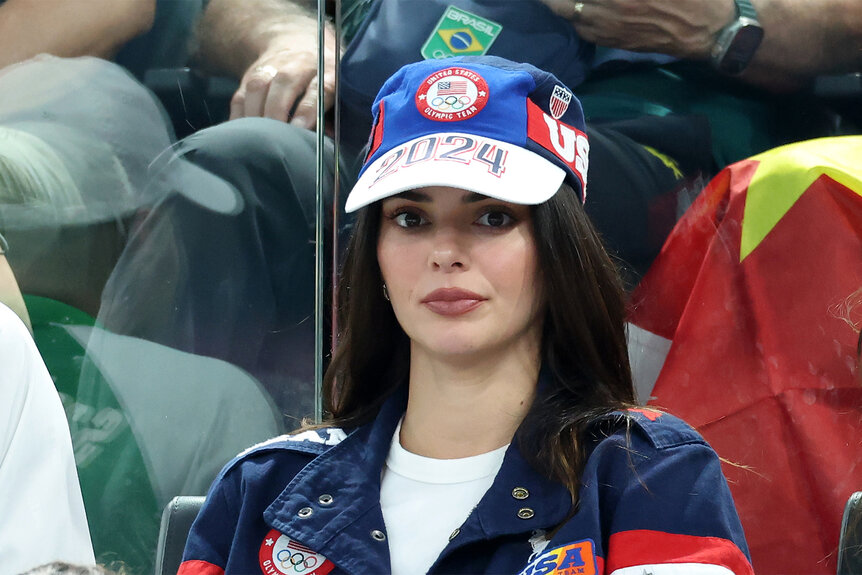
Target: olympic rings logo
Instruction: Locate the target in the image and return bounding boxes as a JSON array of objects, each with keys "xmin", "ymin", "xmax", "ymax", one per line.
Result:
[
  {"xmin": 276, "ymin": 548, "xmax": 319, "ymax": 573},
  {"xmin": 415, "ymin": 68, "xmax": 489, "ymax": 122},
  {"xmin": 430, "ymin": 95, "xmax": 473, "ymax": 111}
]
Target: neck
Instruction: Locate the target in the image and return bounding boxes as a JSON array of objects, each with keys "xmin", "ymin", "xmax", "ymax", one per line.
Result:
[{"xmin": 400, "ymin": 341, "xmax": 541, "ymax": 459}]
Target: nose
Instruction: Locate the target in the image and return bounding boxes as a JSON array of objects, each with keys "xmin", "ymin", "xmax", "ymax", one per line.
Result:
[{"xmin": 429, "ymin": 229, "xmax": 468, "ymax": 271}]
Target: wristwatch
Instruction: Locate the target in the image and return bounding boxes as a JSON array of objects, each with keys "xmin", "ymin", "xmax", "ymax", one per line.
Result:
[{"xmin": 710, "ymin": 0, "xmax": 764, "ymax": 75}]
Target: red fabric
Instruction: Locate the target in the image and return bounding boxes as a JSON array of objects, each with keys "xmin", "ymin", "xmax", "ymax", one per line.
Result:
[
  {"xmin": 365, "ymin": 100, "xmax": 386, "ymax": 161},
  {"xmin": 627, "ymin": 407, "xmax": 663, "ymax": 421},
  {"xmin": 606, "ymin": 530, "xmax": 753, "ymax": 574},
  {"xmin": 628, "ymin": 143, "xmax": 862, "ymax": 575},
  {"xmin": 176, "ymin": 560, "xmax": 225, "ymax": 575},
  {"xmin": 525, "ymin": 99, "xmax": 587, "ymax": 188}
]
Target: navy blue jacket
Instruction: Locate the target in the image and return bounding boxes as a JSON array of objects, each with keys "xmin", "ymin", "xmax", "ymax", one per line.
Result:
[{"xmin": 178, "ymin": 388, "xmax": 753, "ymax": 575}]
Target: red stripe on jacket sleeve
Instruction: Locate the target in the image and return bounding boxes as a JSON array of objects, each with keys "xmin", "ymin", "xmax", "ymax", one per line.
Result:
[
  {"xmin": 177, "ymin": 559, "xmax": 225, "ymax": 575},
  {"xmin": 606, "ymin": 530, "xmax": 753, "ymax": 575}
]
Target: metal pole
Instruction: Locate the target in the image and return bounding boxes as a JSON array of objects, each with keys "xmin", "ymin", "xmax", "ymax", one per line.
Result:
[
  {"xmin": 313, "ymin": 0, "xmax": 328, "ymax": 423},
  {"xmin": 331, "ymin": 0, "xmax": 342, "ymax": 370}
]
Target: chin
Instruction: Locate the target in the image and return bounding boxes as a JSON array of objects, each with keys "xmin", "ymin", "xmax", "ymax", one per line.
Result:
[
  {"xmin": 411, "ymin": 331, "xmax": 485, "ymax": 357},
  {"xmin": 426, "ymin": 338, "xmax": 483, "ymax": 357},
  {"xmin": 418, "ymin": 331, "xmax": 518, "ymax": 362}
]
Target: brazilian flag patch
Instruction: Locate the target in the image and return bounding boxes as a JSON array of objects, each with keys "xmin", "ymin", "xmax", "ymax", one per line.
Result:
[{"xmin": 421, "ymin": 5, "xmax": 502, "ymax": 60}]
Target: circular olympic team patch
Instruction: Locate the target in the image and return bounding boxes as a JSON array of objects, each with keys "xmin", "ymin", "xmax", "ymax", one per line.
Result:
[
  {"xmin": 415, "ymin": 67, "xmax": 489, "ymax": 122},
  {"xmin": 259, "ymin": 529, "xmax": 335, "ymax": 575}
]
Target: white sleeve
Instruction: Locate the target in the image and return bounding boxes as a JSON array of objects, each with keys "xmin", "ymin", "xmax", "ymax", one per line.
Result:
[{"xmin": 0, "ymin": 303, "xmax": 95, "ymax": 575}]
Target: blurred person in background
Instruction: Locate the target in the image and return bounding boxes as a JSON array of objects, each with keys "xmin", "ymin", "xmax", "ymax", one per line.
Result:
[
  {"xmin": 0, "ymin": 52, "xmax": 283, "ymax": 575},
  {"xmin": 0, "ymin": 236, "xmax": 95, "ymax": 575}
]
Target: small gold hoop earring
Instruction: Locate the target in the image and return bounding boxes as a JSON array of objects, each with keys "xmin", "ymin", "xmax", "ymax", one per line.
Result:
[{"xmin": 382, "ymin": 283, "xmax": 390, "ymax": 301}]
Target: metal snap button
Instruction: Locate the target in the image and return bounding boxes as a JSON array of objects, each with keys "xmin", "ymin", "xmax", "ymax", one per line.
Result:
[
  {"xmin": 318, "ymin": 494, "xmax": 333, "ymax": 506},
  {"xmin": 511, "ymin": 487, "xmax": 529, "ymax": 500},
  {"xmin": 370, "ymin": 529, "xmax": 386, "ymax": 541},
  {"xmin": 517, "ymin": 507, "xmax": 535, "ymax": 520},
  {"xmin": 449, "ymin": 528, "xmax": 460, "ymax": 541},
  {"xmin": 297, "ymin": 506, "xmax": 313, "ymax": 518}
]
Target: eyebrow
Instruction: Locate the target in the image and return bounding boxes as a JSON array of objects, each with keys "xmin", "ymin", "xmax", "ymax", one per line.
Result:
[
  {"xmin": 463, "ymin": 192, "xmax": 487, "ymax": 204},
  {"xmin": 395, "ymin": 190, "xmax": 432, "ymax": 202},
  {"xmin": 392, "ymin": 190, "xmax": 488, "ymax": 203}
]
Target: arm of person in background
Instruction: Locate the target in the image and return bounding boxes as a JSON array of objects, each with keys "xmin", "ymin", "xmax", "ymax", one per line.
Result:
[
  {"xmin": 192, "ymin": 0, "xmax": 337, "ymax": 129},
  {"xmin": 539, "ymin": 0, "xmax": 862, "ymax": 91},
  {"xmin": 0, "ymin": 0, "xmax": 155, "ymax": 69}
]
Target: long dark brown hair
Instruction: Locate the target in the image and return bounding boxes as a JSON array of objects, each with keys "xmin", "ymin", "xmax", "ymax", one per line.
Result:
[{"xmin": 322, "ymin": 182, "xmax": 635, "ymax": 502}]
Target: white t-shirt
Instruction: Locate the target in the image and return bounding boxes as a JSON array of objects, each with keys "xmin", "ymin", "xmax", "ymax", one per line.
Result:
[
  {"xmin": 380, "ymin": 420, "xmax": 507, "ymax": 575},
  {"xmin": 0, "ymin": 303, "xmax": 94, "ymax": 574}
]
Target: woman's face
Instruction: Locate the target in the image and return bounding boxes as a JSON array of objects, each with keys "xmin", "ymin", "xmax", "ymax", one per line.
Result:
[{"xmin": 377, "ymin": 186, "xmax": 545, "ymax": 362}]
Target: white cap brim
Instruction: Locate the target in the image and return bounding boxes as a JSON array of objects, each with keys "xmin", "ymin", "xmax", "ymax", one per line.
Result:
[{"xmin": 345, "ymin": 133, "xmax": 565, "ymax": 212}]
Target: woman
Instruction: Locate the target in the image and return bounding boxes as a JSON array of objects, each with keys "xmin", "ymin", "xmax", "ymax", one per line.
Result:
[{"xmin": 178, "ymin": 57, "xmax": 753, "ymax": 575}]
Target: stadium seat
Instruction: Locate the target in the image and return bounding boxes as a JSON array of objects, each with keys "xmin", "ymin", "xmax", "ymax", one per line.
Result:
[
  {"xmin": 838, "ymin": 491, "xmax": 862, "ymax": 575},
  {"xmin": 154, "ymin": 496, "xmax": 206, "ymax": 575}
]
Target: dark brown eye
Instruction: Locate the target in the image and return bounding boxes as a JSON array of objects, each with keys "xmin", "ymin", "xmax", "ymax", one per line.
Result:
[
  {"xmin": 477, "ymin": 211, "xmax": 513, "ymax": 227},
  {"xmin": 394, "ymin": 211, "xmax": 426, "ymax": 227}
]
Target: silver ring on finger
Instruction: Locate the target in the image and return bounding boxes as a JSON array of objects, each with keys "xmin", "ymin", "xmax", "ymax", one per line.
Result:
[
  {"xmin": 573, "ymin": 1, "xmax": 585, "ymax": 21},
  {"xmin": 253, "ymin": 65, "xmax": 278, "ymax": 79}
]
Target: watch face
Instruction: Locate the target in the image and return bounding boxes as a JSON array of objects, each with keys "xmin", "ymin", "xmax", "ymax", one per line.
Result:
[{"xmin": 718, "ymin": 22, "xmax": 765, "ymax": 75}]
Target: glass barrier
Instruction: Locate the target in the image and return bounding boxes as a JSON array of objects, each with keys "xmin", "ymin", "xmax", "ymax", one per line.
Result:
[
  {"xmin": 0, "ymin": 1, "xmax": 859, "ymax": 574},
  {"xmin": 0, "ymin": 2, "xmax": 323, "ymax": 571}
]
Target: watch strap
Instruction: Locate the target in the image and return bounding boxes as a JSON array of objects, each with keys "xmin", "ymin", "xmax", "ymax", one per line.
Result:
[
  {"xmin": 734, "ymin": 0, "xmax": 759, "ymax": 22},
  {"xmin": 711, "ymin": 0, "xmax": 763, "ymax": 73}
]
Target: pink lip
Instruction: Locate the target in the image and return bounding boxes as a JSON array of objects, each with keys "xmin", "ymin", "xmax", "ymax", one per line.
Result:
[{"xmin": 421, "ymin": 288, "xmax": 486, "ymax": 317}]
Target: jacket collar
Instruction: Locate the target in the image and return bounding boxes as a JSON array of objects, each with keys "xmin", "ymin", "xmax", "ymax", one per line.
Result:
[
  {"xmin": 263, "ymin": 387, "xmax": 406, "ymax": 573},
  {"xmin": 264, "ymin": 375, "xmax": 572, "ymax": 573}
]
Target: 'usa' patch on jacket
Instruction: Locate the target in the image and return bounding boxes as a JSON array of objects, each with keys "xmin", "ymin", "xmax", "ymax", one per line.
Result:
[{"xmin": 517, "ymin": 539, "xmax": 599, "ymax": 575}]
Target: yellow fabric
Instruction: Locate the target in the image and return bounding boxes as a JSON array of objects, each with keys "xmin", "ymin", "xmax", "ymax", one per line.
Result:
[{"xmin": 741, "ymin": 136, "xmax": 862, "ymax": 261}]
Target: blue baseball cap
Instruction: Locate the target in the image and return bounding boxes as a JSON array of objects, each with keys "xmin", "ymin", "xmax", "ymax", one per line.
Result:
[{"xmin": 345, "ymin": 56, "xmax": 589, "ymax": 213}]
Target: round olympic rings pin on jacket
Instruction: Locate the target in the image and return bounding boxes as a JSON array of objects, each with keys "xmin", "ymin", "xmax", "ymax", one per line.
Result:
[{"xmin": 177, "ymin": 383, "xmax": 753, "ymax": 575}]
